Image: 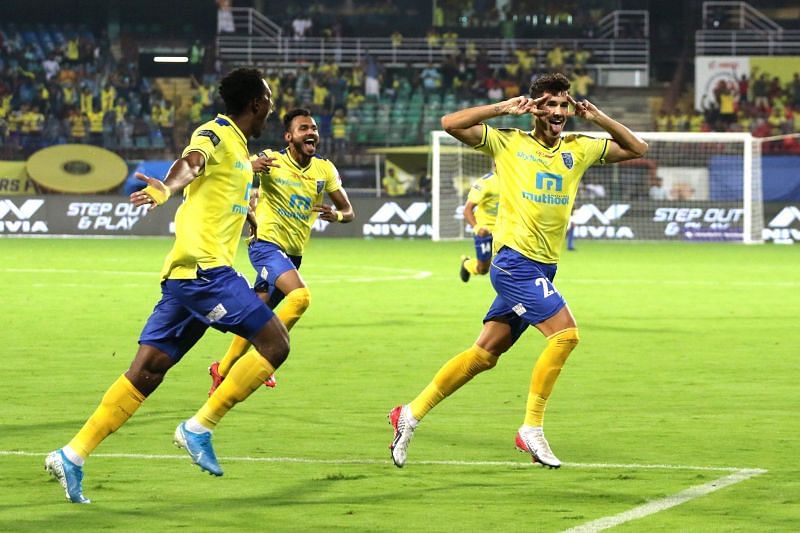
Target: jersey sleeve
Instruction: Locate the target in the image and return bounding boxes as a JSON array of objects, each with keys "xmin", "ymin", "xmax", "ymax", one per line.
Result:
[
  {"xmin": 325, "ymin": 160, "xmax": 342, "ymax": 193},
  {"xmin": 466, "ymin": 180, "xmax": 484, "ymax": 204},
  {"xmin": 182, "ymin": 125, "xmax": 223, "ymax": 165},
  {"xmin": 578, "ymin": 135, "xmax": 609, "ymax": 166},
  {"xmin": 472, "ymin": 124, "xmax": 510, "ymax": 157}
]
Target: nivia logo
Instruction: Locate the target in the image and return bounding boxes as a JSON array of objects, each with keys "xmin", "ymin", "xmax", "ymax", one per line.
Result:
[
  {"xmin": 572, "ymin": 203, "xmax": 634, "ymax": 239},
  {"xmin": 768, "ymin": 206, "xmax": 800, "ymax": 227},
  {"xmin": 572, "ymin": 204, "xmax": 630, "ymax": 225},
  {"xmin": 0, "ymin": 199, "xmax": 48, "ymax": 233},
  {"xmin": 764, "ymin": 205, "xmax": 800, "ymax": 244},
  {"xmin": 364, "ymin": 201, "xmax": 431, "ymax": 237},
  {"xmin": 368, "ymin": 202, "xmax": 428, "ymax": 223}
]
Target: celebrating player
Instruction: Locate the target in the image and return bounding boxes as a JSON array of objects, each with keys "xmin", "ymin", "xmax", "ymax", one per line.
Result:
[
  {"xmin": 45, "ymin": 68, "xmax": 287, "ymax": 503},
  {"xmin": 459, "ymin": 169, "xmax": 499, "ymax": 282},
  {"xmin": 208, "ymin": 108, "xmax": 355, "ymax": 394},
  {"xmin": 388, "ymin": 73, "xmax": 648, "ymax": 468}
]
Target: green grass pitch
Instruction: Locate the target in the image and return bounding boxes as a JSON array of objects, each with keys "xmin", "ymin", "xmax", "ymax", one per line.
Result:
[{"xmin": 0, "ymin": 237, "xmax": 798, "ymax": 531}]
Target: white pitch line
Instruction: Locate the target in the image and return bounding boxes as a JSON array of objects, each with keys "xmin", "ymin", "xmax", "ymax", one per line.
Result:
[
  {"xmin": 0, "ymin": 450, "xmax": 751, "ymax": 472},
  {"xmin": 562, "ymin": 468, "xmax": 767, "ymax": 533}
]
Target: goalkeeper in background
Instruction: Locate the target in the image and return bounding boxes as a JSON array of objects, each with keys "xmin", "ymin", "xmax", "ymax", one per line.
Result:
[
  {"xmin": 459, "ymin": 169, "xmax": 499, "ymax": 282},
  {"xmin": 208, "ymin": 108, "xmax": 355, "ymax": 395},
  {"xmin": 388, "ymin": 73, "xmax": 648, "ymax": 468}
]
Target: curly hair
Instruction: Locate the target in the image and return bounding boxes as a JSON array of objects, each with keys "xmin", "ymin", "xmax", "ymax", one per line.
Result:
[
  {"xmin": 529, "ymin": 73, "xmax": 571, "ymax": 98},
  {"xmin": 218, "ymin": 68, "xmax": 266, "ymax": 115}
]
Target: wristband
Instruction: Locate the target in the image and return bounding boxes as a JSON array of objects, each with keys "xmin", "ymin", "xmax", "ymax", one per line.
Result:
[
  {"xmin": 143, "ymin": 184, "xmax": 170, "ymax": 206},
  {"xmin": 335, "ymin": 210, "xmax": 344, "ymax": 222}
]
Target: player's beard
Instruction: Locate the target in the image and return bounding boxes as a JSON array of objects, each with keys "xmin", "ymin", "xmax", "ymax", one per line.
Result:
[{"xmin": 294, "ymin": 136, "xmax": 318, "ymax": 156}]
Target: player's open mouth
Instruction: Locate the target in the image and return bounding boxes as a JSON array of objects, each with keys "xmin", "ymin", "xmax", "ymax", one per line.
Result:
[
  {"xmin": 303, "ymin": 137, "xmax": 317, "ymax": 148},
  {"xmin": 548, "ymin": 117, "xmax": 565, "ymax": 133}
]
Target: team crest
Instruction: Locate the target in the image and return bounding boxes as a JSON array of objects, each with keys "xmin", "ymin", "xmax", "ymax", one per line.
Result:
[
  {"xmin": 561, "ymin": 152, "xmax": 574, "ymax": 169},
  {"xmin": 316, "ymin": 180, "xmax": 324, "ymax": 194}
]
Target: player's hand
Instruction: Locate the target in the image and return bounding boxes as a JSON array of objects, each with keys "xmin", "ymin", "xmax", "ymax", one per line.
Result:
[
  {"xmin": 476, "ymin": 227, "xmax": 491, "ymax": 237},
  {"xmin": 498, "ymin": 95, "xmax": 549, "ymax": 117},
  {"xmin": 313, "ymin": 203, "xmax": 340, "ymax": 222},
  {"xmin": 251, "ymin": 153, "xmax": 280, "ymax": 173},
  {"xmin": 130, "ymin": 173, "xmax": 169, "ymax": 210},
  {"xmin": 567, "ymin": 95, "xmax": 602, "ymax": 121}
]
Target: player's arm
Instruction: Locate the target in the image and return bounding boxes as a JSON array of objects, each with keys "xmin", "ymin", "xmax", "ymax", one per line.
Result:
[
  {"xmin": 568, "ymin": 95, "xmax": 648, "ymax": 163},
  {"xmin": 130, "ymin": 150, "xmax": 205, "ymax": 210},
  {"xmin": 462, "ymin": 199, "xmax": 484, "ymax": 233},
  {"xmin": 441, "ymin": 96, "xmax": 548, "ymax": 146},
  {"xmin": 314, "ymin": 188, "xmax": 355, "ymax": 223}
]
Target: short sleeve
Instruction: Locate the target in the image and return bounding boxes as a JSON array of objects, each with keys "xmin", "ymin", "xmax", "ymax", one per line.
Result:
[
  {"xmin": 473, "ymin": 124, "xmax": 509, "ymax": 157},
  {"xmin": 325, "ymin": 161, "xmax": 342, "ymax": 193},
  {"xmin": 579, "ymin": 135, "xmax": 609, "ymax": 166},
  {"xmin": 182, "ymin": 126, "xmax": 222, "ymax": 165},
  {"xmin": 467, "ymin": 180, "xmax": 484, "ymax": 204}
]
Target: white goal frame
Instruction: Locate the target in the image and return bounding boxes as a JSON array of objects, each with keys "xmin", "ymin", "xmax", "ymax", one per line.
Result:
[{"xmin": 430, "ymin": 130, "xmax": 764, "ymax": 244}]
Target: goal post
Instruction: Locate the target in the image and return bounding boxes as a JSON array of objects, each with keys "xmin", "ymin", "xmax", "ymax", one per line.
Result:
[{"xmin": 430, "ymin": 130, "xmax": 764, "ymax": 244}]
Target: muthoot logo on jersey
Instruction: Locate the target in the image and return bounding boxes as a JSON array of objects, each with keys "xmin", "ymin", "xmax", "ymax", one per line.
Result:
[
  {"xmin": 572, "ymin": 204, "xmax": 633, "ymax": 239},
  {"xmin": 363, "ymin": 202, "xmax": 431, "ymax": 237},
  {"xmin": 0, "ymin": 198, "xmax": 48, "ymax": 233},
  {"xmin": 764, "ymin": 206, "xmax": 800, "ymax": 244}
]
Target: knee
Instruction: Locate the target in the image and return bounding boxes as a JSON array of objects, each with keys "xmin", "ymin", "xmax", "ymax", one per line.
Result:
[
  {"xmin": 476, "ymin": 263, "xmax": 490, "ymax": 275},
  {"xmin": 253, "ymin": 318, "xmax": 291, "ymax": 368},
  {"xmin": 287, "ymin": 287, "xmax": 311, "ymax": 313}
]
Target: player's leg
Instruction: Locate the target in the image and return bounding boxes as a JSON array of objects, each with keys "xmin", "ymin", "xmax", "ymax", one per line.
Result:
[
  {"xmin": 184, "ymin": 267, "xmax": 290, "ymax": 474},
  {"xmin": 389, "ymin": 310, "xmax": 524, "ymax": 468},
  {"xmin": 215, "ymin": 242, "xmax": 303, "ymax": 381},
  {"xmin": 47, "ymin": 289, "xmax": 206, "ymax": 503},
  {"xmin": 272, "ymin": 268, "xmax": 311, "ymax": 331},
  {"xmin": 513, "ymin": 274, "xmax": 579, "ymax": 468},
  {"xmin": 460, "ymin": 234, "xmax": 492, "ymax": 282}
]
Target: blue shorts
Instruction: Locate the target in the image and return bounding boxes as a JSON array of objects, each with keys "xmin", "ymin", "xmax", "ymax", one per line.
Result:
[
  {"xmin": 139, "ymin": 266, "xmax": 273, "ymax": 360},
  {"xmin": 249, "ymin": 240, "xmax": 303, "ymax": 309},
  {"xmin": 484, "ymin": 246, "xmax": 566, "ymax": 343},
  {"xmin": 474, "ymin": 234, "xmax": 493, "ymax": 262}
]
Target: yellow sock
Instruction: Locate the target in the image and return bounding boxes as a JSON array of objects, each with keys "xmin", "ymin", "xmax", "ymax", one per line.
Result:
[
  {"xmin": 195, "ymin": 350, "xmax": 276, "ymax": 430},
  {"xmin": 275, "ymin": 287, "xmax": 311, "ymax": 331},
  {"xmin": 524, "ymin": 327, "xmax": 579, "ymax": 427},
  {"xmin": 67, "ymin": 375, "xmax": 145, "ymax": 459},
  {"xmin": 218, "ymin": 335, "xmax": 251, "ymax": 377},
  {"xmin": 464, "ymin": 258, "xmax": 480, "ymax": 275},
  {"xmin": 409, "ymin": 344, "xmax": 497, "ymax": 420}
]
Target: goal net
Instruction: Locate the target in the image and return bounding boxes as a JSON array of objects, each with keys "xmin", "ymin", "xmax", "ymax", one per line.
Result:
[{"xmin": 430, "ymin": 131, "xmax": 764, "ymax": 244}]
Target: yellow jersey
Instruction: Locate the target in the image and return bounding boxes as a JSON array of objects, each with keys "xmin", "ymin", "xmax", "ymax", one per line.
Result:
[
  {"xmin": 474, "ymin": 125, "xmax": 607, "ymax": 263},
  {"xmin": 160, "ymin": 114, "xmax": 254, "ymax": 280},
  {"xmin": 466, "ymin": 172, "xmax": 499, "ymax": 231},
  {"xmin": 254, "ymin": 148, "xmax": 342, "ymax": 256}
]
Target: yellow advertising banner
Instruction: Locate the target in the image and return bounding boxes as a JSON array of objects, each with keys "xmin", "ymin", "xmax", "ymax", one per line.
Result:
[
  {"xmin": 749, "ymin": 56, "xmax": 800, "ymax": 85},
  {"xmin": 0, "ymin": 161, "xmax": 35, "ymax": 195}
]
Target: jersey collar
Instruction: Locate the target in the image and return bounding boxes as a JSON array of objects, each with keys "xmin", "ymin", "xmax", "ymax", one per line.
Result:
[
  {"xmin": 529, "ymin": 130, "xmax": 562, "ymax": 152},
  {"xmin": 283, "ymin": 147, "xmax": 312, "ymax": 172},
  {"xmin": 215, "ymin": 114, "xmax": 248, "ymax": 146}
]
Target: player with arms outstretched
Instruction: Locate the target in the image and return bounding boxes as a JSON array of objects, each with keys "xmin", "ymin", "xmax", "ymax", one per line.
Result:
[
  {"xmin": 388, "ymin": 73, "xmax": 648, "ymax": 468},
  {"xmin": 45, "ymin": 68, "xmax": 288, "ymax": 503},
  {"xmin": 209, "ymin": 108, "xmax": 355, "ymax": 393},
  {"xmin": 459, "ymin": 169, "xmax": 499, "ymax": 282}
]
